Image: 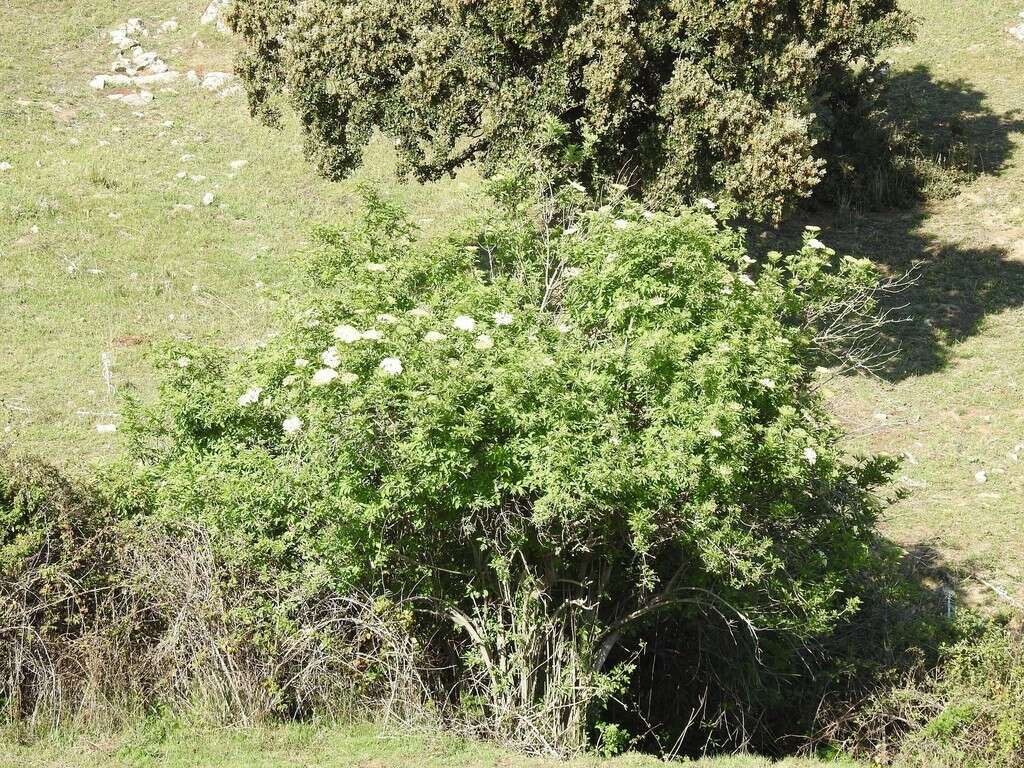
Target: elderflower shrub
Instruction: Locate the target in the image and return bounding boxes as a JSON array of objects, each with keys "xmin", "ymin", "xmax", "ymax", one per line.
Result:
[{"xmin": 119, "ymin": 185, "xmax": 895, "ymax": 745}]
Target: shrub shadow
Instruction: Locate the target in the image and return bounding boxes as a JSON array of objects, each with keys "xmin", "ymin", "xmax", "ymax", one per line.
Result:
[
  {"xmin": 606, "ymin": 535, "xmax": 966, "ymax": 759},
  {"xmin": 753, "ymin": 65, "xmax": 1024, "ymax": 381}
]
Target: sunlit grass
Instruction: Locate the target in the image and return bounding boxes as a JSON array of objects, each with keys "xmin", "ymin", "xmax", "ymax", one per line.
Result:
[{"xmin": 0, "ymin": 0, "xmax": 479, "ymax": 465}]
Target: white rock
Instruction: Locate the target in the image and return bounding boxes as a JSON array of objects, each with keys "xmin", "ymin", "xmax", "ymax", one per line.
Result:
[
  {"xmin": 200, "ymin": 1, "xmax": 220, "ymax": 24},
  {"xmin": 131, "ymin": 50, "xmax": 159, "ymax": 68},
  {"xmin": 229, "ymin": 159, "xmax": 247, "ymax": 170},
  {"xmin": 109, "ymin": 28, "xmax": 139, "ymax": 50},
  {"xmin": 190, "ymin": 174, "xmax": 207, "ymax": 182},
  {"xmin": 1011, "ymin": 24, "xmax": 1024, "ymax": 43},
  {"xmin": 91, "ymin": 73, "xmax": 133, "ymax": 89},
  {"xmin": 175, "ymin": 170, "xmax": 187, "ymax": 178},
  {"xmin": 133, "ymin": 71, "xmax": 179, "ymax": 87},
  {"xmin": 158, "ymin": 19, "xmax": 179, "ymax": 33},
  {"xmin": 185, "ymin": 69, "xmax": 201, "ymax": 85},
  {"xmin": 200, "ymin": 0, "xmax": 231, "ymax": 33},
  {"xmin": 0, "ymin": 162, "xmax": 12, "ymax": 171},
  {"xmin": 162, "ymin": 120, "xmax": 174, "ymax": 128},
  {"xmin": 173, "ymin": 203, "xmax": 195, "ymax": 212},
  {"xmin": 96, "ymin": 423, "xmax": 117, "ymax": 434},
  {"xmin": 201, "ymin": 191, "xmax": 215, "ymax": 206},
  {"xmin": 975, "ymin": 470, "xmax": 988, "ymax": 484},
  {"xmin": 200, "ymin": 72, "xmax": 232, "ymax": 91},
  {"xmin": 119, "ymin": 90, "xmax": 154, "ymax": 107},
  {"xmin": 125, "ymin": 18, "xmax": 146, "ymax": 36},
  {"xmin": 111, "ymin": 57, "xmax": 135, "ymax": 74},
  {"xmin": 147, "ymin": 60, "xmax": 169, "ymax": 75}
]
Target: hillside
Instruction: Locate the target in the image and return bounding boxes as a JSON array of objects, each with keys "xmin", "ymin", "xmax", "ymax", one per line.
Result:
[{"xmin": 1, "ymin": 0, "xmax": 1023, "ymax": 663}]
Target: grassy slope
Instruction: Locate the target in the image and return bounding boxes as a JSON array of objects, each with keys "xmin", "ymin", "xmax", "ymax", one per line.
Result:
[
  {"xmin": 812, "ymin": 0, "xmax": 1024, "ymax": 605},
  {"xmin": 2, "ymin": 0, "xmax": 1021, "ymax": 766},
  {"xmin": 3, "ymin": 0, "xmax": 1019, "ymax": 604},
  {"xmin": 0, "ymin": 724, "xmax": 857, "ymax": 768},
  {"xmin": 0, "ymin": 0, "xmax": 478, "ymax": 463}
]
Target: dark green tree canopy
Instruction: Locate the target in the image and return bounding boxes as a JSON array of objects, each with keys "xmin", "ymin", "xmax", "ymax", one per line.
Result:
[{"xmin": 230, "ymin": 0, "xmax": 913, "ymax": 222}]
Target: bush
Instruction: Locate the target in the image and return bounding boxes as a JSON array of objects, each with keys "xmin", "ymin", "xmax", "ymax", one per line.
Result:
[
  {"xmin": 118, "ymin": 182, "xmax": 897, "ymax": 753},
  {"xmin": 228, "ymin": 0, "xmax": 914, "ymax": 222},
  {"xmin": 0, "ymin": 452, "xmax": 424, "ymax": 731},
  {"xmin": 0, "ymin": 452, "xmax": 131, "ymax": 727},
  {"xmin": 830, "ymin": 618, "xmax": 1024, "ymax": 767}
]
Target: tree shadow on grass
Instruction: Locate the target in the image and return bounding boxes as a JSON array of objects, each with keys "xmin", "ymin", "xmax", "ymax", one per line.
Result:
[{"xmin": 754, "ymin": 65, "xmax": 1024, "ymax": 381}]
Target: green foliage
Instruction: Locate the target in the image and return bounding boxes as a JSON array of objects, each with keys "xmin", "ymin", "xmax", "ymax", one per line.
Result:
[
  {"xmin": 595, "ymin": 720, "xmax": 633, "ymax": 757},
  {"xmin": 833, "ymin": 618, "xmax": 1024, "ymax": 768},
  {"xmin": 0, "ymin": 453, "xmax": 131, "ymax": 724},
  {"xmin": 228, "ymin": 0, "xmax": 914, "ymax": 222},
  {"xmin": 0, "ymin": 453, "xmax": 116, "ymax": 639},
  {"xmin": 118, "ymin": 183, "xmax": 896, "ymax": 749},
  {"xmin": 912, "ymin": 621, "xmax": 1024, "ymax": 767}
]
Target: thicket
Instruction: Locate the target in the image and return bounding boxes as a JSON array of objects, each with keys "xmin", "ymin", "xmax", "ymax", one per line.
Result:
[
  {"xmin": 40, "ymin": 181, "xmax": 900, "ymax": 753},
  {"xmin": 3, "ymin": 181, "xmax": 1021, "ymax": 762},
  {"xmin": 0, "ymin": 452, "xmax": 428, "ymax": 731},
  {"xmin": 227, "ymin": 0, "xmax": 915, "ymax": 222},
  {"xmin": 821, "ymin": 617, "xmax": 1024, "ymax": 768}
]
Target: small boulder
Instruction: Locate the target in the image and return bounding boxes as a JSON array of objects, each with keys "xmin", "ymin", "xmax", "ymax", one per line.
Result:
[
  {"xmin": 111, "ymin": 57, "xmax": 136, "ymax": 75},
  {"xmin": 91, "ymin": 74, "xmax": 133, "ymax": 89},
  {"xmin": 200, "ymin": 0, "xmax": 231, "ymax": 33},
  {"xmin": 115, "ymin": 90, "xmax": 154, "ymax": 107},
  {"xmin": 131, "ymin": 50, "xmax": 159, "ymax": 68},
  {"xmin": 201, "ymin": 71, "xmax": 232, "ymax": 91},
  {"xmin": 134, "ymin": 71, "xmax": 180, "ymax": 87}
]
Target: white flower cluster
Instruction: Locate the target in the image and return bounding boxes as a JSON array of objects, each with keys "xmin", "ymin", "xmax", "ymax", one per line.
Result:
[
  {"xmin": 379, "ymin": 357, "xmax": 403, "ymax": 375},
  {"xmin": 238, "ymin": 386, "xmax": 262, "ymax": 406},
  {"xmin": 289, "ymin": 309, "xmax": 520, "ymax": 399}
]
